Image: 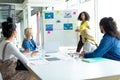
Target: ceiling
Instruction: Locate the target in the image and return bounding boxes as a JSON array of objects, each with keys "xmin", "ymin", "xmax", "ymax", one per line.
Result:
[
  {"xmin": 0, "ymin": 0, "xmax": 26, "ymax": 22},
  {"xmin": 0, "ymin": 0, "xmax": 25, "ymax": 4},
  {"xmin": 0, "ymin": 5, "xmax": 15, "ymax": 22},
  {"xmin": 0, "ymin": 0, "xmax": 71, "ymax": 23}
]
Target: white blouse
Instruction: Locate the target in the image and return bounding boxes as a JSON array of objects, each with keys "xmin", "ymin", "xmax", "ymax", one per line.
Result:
[
  {"xmin": 0, "ymin": 40, "xmax": 29, "ymax": 64},
  {"xmin": 83, "ymin": 41, "xmax": 97, "ymax": 53}
]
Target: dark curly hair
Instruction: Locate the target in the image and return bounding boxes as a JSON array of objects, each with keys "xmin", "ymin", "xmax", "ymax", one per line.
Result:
[
  {"xmin": 99, "ymin": 17, "xmax": 120, "ymax": 40},
  {"xmin": 78, "ymin": 11, "xmax": 90, "ymax": 21}
]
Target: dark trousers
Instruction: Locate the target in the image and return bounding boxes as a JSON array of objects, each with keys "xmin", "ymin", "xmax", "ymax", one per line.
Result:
[{"xmin": 76, "ymin": 35, "xmax": 84, "ymax": 52}]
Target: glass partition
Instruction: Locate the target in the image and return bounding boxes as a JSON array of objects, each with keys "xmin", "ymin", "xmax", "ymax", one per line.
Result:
[{"xmin": 0, "ymin": 4, "xmax": 15, "ymax": 38}]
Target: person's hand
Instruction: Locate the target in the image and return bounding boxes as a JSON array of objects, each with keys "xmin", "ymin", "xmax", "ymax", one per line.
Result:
[
  {"xmin": 20, "ymin": 48, "xmax": 30, "ymax": 53},
  {"xmin": 79, "ymin": 51, "xmax": 85, "ymax": 58},
  {"xmin": 75, "ymin": 29, "xmax": 80, "ymax": 32},
  {"xmin": 25, "ymin": 49, "xmax": 30, "ymax": 53},
  {"xmin": 31, "ymin": 51, "xmax": 38, "ymax": 57}
]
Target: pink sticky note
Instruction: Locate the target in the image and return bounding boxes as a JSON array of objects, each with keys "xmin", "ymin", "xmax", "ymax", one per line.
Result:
[
  {"xmin": 48, "ymin": 31, "xmax": 51, "ymax": 34},
  {"xmin": 73, "ymin": 12, "xmax": 76, "ymax": 15}
]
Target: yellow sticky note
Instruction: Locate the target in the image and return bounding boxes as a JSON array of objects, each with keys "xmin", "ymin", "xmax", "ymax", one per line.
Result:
[
  {"xmin": 66, "ymin": 30, "xmax": 70, "ymax": 33},
  {"xmin": 73, "ymin": 19, "xmax": 77, "ymax": 23},
  {"xmin": 56, "ymin": 10, "xmax": 60, "ymax": 14},
  {"xmin": 44, "ymin": 20, "xmax": 47, "ymax": 23},
  {"xmin": 73, "ymin": 23, "xmax": 77, "ymax": 27},
  {"xmin": 43, "ymin": 11, "xmax": 46, "ymax": 14}
]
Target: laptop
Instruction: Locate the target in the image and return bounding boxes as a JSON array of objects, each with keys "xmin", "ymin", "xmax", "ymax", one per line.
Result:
[{"xmin": 44, "ymin": 41, "xmax": 60, "ymax": 53}]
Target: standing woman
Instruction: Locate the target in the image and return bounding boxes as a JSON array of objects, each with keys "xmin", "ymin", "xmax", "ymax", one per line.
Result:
[
  {"xmin": 0, "ymin": 20, "xmax": 35, "ymax": 79},
  {"xmin": 75, "ymin": 11, "xmax": 90, "ymax": 53}
]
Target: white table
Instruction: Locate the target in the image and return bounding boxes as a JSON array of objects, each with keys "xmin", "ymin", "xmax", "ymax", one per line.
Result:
[{"xmin": 25, "ymin": 48, "xmax": 120, "ymax": 80}]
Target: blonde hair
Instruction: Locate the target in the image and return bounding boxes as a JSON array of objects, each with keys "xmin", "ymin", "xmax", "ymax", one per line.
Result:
[
  {"xmin": 81, "ymin": 29, "xmax": 98, "ymax": 46},
  {"xmin": 24, "ymin": 28, "xmax": 33, "ymax": 39}
]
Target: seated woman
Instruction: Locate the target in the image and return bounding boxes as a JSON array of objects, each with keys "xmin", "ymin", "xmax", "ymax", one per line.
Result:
[
  {"xmin": 22, "ymin": 28, "xmax": 38, "ymax": 56},
  {"xmin": 0, "ymin": 20, "xmax": 36, "ymax": 80},
  {"xmin": 81, "ymin": 28, "xmax": 98, "ymax": 53},
  {"xmin": 80, "ymin": 17, "xmax": 120, "ymax": 61}
]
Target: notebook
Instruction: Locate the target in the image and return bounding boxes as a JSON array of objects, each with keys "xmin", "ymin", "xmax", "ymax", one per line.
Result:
[{"xmin": 82, "ymin": 57, "xmax": 108, "ymax": 63}]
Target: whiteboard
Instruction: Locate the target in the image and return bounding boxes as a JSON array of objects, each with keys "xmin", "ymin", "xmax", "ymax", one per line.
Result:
[{"xmin": 43, "ymin": 10, "xmax": 78, "ymax": 46}]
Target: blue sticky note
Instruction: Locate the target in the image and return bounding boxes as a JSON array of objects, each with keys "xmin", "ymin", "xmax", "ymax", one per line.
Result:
[
  {"xmin": 64, "ymin": 23, "xmax": 73, "ymax": 30},
  {"xmin": 45, "ymin": 12, "xmax": 54, "ymax": 19},
  {"xmin": 46, "ymin": 24, "xmax": 53, "ymax": 31}
]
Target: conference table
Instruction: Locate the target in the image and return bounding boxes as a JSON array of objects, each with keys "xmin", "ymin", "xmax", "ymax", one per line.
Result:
[{"xmin": 24, "ymin": 47, "xmax": 120, "ymax": 80}]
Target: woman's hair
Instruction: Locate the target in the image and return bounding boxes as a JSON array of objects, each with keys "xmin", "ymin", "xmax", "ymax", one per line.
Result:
[
  {"xmin": 99, "ymin": 17, "xmax": 120, "ymax": 40},
  {"xmin": 7, "ymin": 17, "xmax": 13, "ymax": 23},
  {"xmin": 81, "ymin": 29, "xmax": 98, "ymax": 46},
  {"xmin": 24, "ymin": 28, "xmax": 33, "ymax": 39},
  {"xmin": 78, "ymin": 11, "xmax": 90, "ymax": 21},
  {"xmin": 2, "ymin": 20, "xmax": 16, "ymax": 38}
]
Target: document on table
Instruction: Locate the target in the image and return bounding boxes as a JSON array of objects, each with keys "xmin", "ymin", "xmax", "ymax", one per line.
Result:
[{"xmin": 45, "ymin": 57, "xmax": 61, "ymax": 61}]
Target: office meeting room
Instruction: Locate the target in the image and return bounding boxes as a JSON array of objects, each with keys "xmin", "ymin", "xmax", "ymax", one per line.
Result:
[{"xmin": 0, "ymin": 0, "xmax": 120, "ymax": 80}]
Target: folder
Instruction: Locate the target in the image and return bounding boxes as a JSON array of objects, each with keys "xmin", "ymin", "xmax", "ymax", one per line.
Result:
[{"xmin": 82, "ymin": 57, "xmax": 108, "ymax": 63}]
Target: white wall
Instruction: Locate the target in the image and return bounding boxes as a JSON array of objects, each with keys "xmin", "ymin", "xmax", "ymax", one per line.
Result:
[
  {"xmin": 77, "ymin": 0, "xmax": 96, "ymax": 41},
  {"xmin": 18, "ymin": 0, "xmax": 120, "ymax": 47},
  {"xmin": 97, "ymin": 0, "xmax": 120, "ymax": 43}
]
